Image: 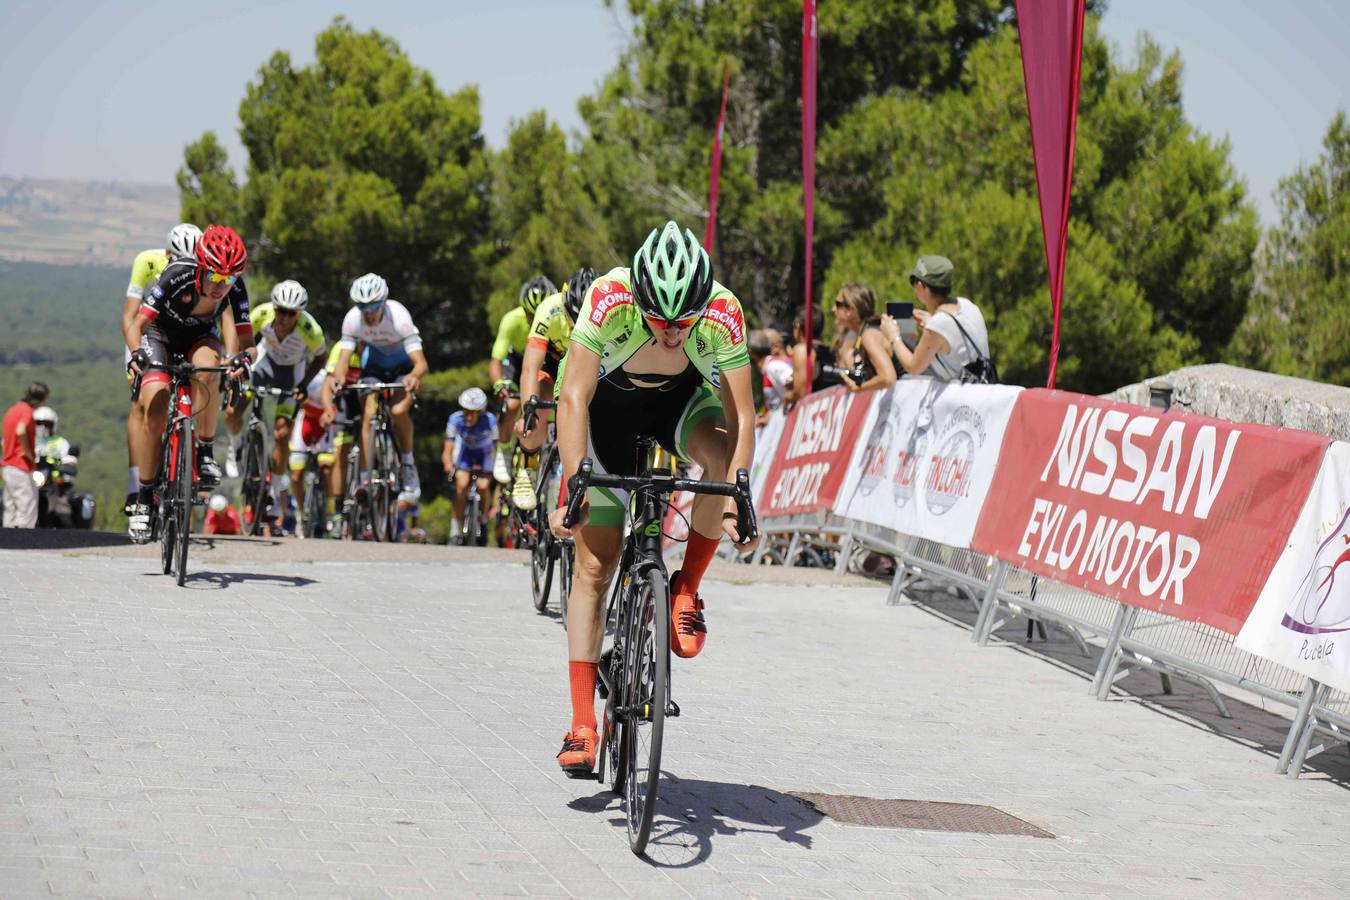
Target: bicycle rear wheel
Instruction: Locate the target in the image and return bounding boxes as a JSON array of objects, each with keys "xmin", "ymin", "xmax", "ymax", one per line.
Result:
[
  {"xmin": 241, "ymin": 430, "xmax": 267, "ymax": 536},
  {"xmin": 623, "ymin": 568, "xmax": 669, "ymax": 855},
  {"xmin": 173, "ymin": 420, "xmax": 193, "ymax": 586}
]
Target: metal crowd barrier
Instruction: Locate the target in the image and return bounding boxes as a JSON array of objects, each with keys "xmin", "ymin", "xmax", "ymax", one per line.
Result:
[{"xmin": 746, "ymin": 514, "xmax": 1350, "ymax": 780}]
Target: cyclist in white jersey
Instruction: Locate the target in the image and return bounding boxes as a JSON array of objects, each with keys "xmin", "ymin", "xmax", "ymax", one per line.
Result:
[
  {"xmin": 325, "ymin": 273, "xmax": 428, "ymax": 496},
  {"xmin": 224, "ymin": 281, "xmax": 327, "ymax": 484}
]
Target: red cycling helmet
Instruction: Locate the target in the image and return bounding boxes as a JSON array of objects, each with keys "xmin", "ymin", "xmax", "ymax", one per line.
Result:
[{"xmin": 195, "ymin": 224, "xmax": 248, "ymax": 289}]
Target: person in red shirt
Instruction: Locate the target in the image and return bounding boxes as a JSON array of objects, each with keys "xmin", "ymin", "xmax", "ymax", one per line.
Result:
[
  {"xmin": 3, "ymin": 382, "xmax": 49, "ymax": 528},
  {"xmin": 204, "ymin": 494, "xmax": 242, "ymax": 535}
]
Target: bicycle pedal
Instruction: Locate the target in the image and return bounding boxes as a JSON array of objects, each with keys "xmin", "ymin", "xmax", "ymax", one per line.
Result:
[{"xmin": 665, "ymin": 700, "xmax": 681, "ymax": 718}]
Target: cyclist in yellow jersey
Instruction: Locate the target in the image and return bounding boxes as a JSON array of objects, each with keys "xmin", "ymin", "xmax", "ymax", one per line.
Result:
[
  {"xmin": 511, "ymin": 267, "xmax": 598, "ymax": 510},
  {"xmin": 120, "ymin": 223, "xmax": 201, "ymax": 512},
  {"xmin": 489, "ymin": 275, "xmax": 555, "ymax": 484}
]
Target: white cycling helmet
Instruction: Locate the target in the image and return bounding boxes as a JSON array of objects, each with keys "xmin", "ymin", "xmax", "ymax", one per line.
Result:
[
  {"xmin": 270, "ymin": 279, "xmax": 309, "ymax": 311},
  {"xmin": 209, "ymin": 494, "xmax": 229, "ymax": 512},
  {"xmin": 350, "ymin": 273, "xmax": 389, "ymax": 307},
  {"xmin": 33, "ymin": 406, "xmax": 57, "ymax": 428},
  {"xmin": 458, "ymin": 387, "xmax": 487, "ymax": 411},
  {"xmin": 167, "ymin": 223, "xmax": 202, "ymax": 259}
]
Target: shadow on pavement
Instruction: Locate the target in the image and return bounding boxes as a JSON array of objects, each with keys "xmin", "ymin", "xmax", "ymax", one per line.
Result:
[
  {"xmin": 0, "ymin": 529, "xmax": 128, "ymax": 550},
  {"xmin": 180, "ymin": 571, "xmax": 317, "ymax": 590},
  {"xmin": 568, "ymin": 777, "xmax": 821, "ymax": 868},
  {"xmin": 908, "ymin": 585, "xmax": 1350, "ymax": 787}
]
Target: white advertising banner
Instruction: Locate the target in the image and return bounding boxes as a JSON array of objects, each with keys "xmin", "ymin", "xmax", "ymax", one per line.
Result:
[
  {"xmin": 750, "ymin": 410, "xmax": 787, "ymax": 509},
  {"xmin": 832, "ymin": 378, "xmax": 1022, "ymax": 548},
  {"xmin": 1237, "ymin": 441, "xmax": 1350, "ymax": 694}
]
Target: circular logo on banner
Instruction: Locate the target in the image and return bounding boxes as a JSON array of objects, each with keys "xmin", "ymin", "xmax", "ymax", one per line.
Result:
[{"xmin": 921, "ymin": 402, "xmax": 987, "ymax": 517}]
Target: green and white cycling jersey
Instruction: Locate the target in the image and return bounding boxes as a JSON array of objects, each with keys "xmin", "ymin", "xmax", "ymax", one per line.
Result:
[
  {"xmin": 250, "ymin": 302, "xmax": 327, "ymax": 367},
  {"xmin": 125, "ymin": 248, "xmax": 169, "ymax": 299},
  {"xmin": 562, "ymin": 266, "xmax": 750, "ymax": 391}
]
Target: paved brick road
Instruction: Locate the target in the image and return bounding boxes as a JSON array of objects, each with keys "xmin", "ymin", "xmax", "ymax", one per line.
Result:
[{"xmin": 0, "ymin": 536, "xmax": 1346, "ymax": 898}]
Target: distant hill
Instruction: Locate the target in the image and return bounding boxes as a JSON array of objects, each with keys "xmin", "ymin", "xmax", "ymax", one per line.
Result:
[{"xmin": 0, "ymin": 177, "xmax": 180, "ymax": 267}]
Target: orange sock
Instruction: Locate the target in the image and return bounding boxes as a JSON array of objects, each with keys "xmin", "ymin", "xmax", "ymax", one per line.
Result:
[
  {"xmin": 568, "ymin": 660, "xmax": 598, "ymax": 733},
  {"xmin": 678, "ymin": 530, "xmax": 720, "ymax": 595}
]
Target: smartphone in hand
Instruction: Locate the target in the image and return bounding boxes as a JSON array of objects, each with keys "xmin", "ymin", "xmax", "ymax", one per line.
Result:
[{"xmin": 885, "ymin": 301, "xmax": 914, "ymax": 319}]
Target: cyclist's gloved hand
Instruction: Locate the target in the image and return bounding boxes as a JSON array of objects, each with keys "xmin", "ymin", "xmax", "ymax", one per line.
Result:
[
  {"xmin": 493, "ymin": 378, "xmax": 514, "ymax": 396},
  {"xmin": 320, "ymin": 404, "xmax": 337, "ymax": 427},
  {"xmin": 549, "ymin": 499, "xmax": 588, "ymax": 539},
  {"xmin": 228, "ymin": 352, "xmax": 253, "ymax": 380},
  {"xmin": 401, "ymin": 373, "xmax": 420, "ymax": 394},
  {"xmin": 127, "ymin": 348, "xmax": 149, "ymax": 376},
  {"xmin": 292, "ymin": 386, "xmax": 308, "ymax": 404}
]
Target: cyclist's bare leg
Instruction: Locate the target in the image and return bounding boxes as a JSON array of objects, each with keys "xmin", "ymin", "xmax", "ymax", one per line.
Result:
[
  {"xmin": 476, "ymin": 473, "xmax": 492, "ymax": 511},
  {"xmin": 518, "ymin": 374, "xmax": 554, "ymax": 453},
  {"xmin": 360, "ymin": 393, "xmax": 377, "ymax": 470},
  {"xmin": 330, "ymin": 443, "xmax": 351, "ymax": 498},
  {"xmin": 133, "ymin": 382, "xmax": 170, "ymax": 481},
  {"xmin": 566, "ymin": 523, "xmax": 623, "ymax": 661},
  {"xmin": 189, "ymin": 344, "xmax": 223, "ymax": 438},
  {"xmin": 224, "ymin": 402, "xmax": 245, "ymax": 444},
  {"xmin": 682, "ymin": 416, "xmax": 733, "ymax": 541},
  {"xmin": 452, "ymin": 468, "xmax": 470, "ymax": 521},
  {"xmin": 271, "ymin": 417, "xmax": 291, "ymax": 477},
  {"xmin": 390, "ymin": 389, "xmax": 413, "ymax": 453},
  {"xmin": 497, "ymin": 393, "xmax": 520, "ymax": 444}
]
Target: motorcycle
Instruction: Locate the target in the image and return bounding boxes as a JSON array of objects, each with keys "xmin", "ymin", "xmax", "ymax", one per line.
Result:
[{"xmin": 34, "ymin": 446, "xmax": 95, "ymax": 529}]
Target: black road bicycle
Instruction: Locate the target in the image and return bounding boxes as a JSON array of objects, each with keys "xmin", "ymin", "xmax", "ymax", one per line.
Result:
[
  {"xmin": 561, "ymin": 442, "xmax": 757, "ymax": 855},
  {"xmin": 134, "ymin": 361, "xmax": 233, "ymax": 587},
  {"xmin": 453, "ymin": 466, "xmax": 489, "ymax": 547},
  {"xmin": 523, "ymin": 397, "xmax": 572, "ymax": 621},
  {"xmin": 237, "ymin": 385, "xmax": 292, "ymax": 536},
  {"xmin": 339, "ymin": 382, "xmax": 408, "ymax": 542}
]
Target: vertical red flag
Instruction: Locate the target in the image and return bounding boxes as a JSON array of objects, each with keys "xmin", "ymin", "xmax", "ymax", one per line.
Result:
[
  {"xmin": 1015, "ymin": 0, "xmax": 1085, "ymax": 389},
  {"xmin": 801, "ymin": 0, "xmax": 818, "ymax": 394},
  {"xmin": 704, "ymin": 60, "xmax": 732, "ymax": 254}
]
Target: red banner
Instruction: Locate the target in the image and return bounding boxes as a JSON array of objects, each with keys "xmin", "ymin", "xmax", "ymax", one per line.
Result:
[
  {"xmin": 1015, "ymin": 0, "xmax": 1085, "ymax": 389},
  {"xmin": 801, "ymin": 0, "xmax": 818, "ymax": 393},
  {"xmin": 703, "ymin": 61, "xmax": 731, "ymax": 254},
  {"xmin": 759, "ymin": 386, "xmax": 871, "ymax": 518},
  {"xmin": 971, "ymin": 390, "xmax": 1328, "ymax": 633}
]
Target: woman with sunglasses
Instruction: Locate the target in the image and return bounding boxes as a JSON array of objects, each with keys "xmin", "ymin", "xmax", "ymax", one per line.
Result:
[
  {"xmin": 123, "ymin": 224, "xmax": 255, "ymax": 543},
  {"xmin": 546, "ymin": 221, "xmax": 760, "ymax": 777}
]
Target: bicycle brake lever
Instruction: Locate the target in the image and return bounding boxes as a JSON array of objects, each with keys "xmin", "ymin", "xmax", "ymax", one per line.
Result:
[{"xmin": 734, "ymin": 468, "xmax": 758, "ymax": 542}]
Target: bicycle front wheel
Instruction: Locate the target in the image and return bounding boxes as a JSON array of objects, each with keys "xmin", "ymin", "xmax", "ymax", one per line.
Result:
[
  {"xmin": 369, "ymin": 429, "xmax": 395, "ymax": 542},
  {"xmin": 173, "ymin": 420, "xmax": 193, "ymax": 586},
  {"xmin": 303, "ymin": 464, "xmax": 325, "ymax": 538},
  {"xmin": 623, "ymin": 568, "xmax": 669, "ymax": 855},
  {"xmin": 241, "ymin": 431, "xmax": 267, "ymax": 536},
  {"xmin": 531, "ymin": 523, "xmax": 554, "ymax": 612},
  {"xmin": 158, "ymin": 435, "xmax": 176, "ymax": 576},
  {"xmin": 558, "ymin": 540, "xmax": 573, "ymax": 629}
]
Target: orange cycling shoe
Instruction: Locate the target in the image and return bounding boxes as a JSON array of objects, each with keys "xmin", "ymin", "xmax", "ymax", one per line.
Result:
[
  {"xmin": 557, "ymin": 727, "xmax": 598, "ymax": 777},
  {"xmin": 670, "ymin": 570, "xmax": 707, "ymax": 658}
]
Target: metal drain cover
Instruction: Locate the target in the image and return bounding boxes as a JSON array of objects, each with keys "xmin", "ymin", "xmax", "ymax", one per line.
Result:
[{"xmin": 788, "ymin": 792, "xmax": 1053, "ymax": 838}]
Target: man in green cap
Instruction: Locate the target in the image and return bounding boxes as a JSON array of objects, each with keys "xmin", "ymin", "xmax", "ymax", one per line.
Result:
[{"xmin": 883, "ymin": 253, "xmax": 991, "ymax": 382}]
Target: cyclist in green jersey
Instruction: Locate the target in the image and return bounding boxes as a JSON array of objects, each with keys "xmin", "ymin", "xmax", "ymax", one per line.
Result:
[
  {"xmin": 511, "ymin": 267, "xmax": 598, "ymax": 510},
  {"xmin": 489, "ymin": 275, "xmax": 555, "ymax": 484},
  {"xmin": 548, "ymin": 223, "xmax": 759, "ymax": 775},
  {"xmin": 120, "ymin": 223, "xmax": 201, "ymax": 512}
]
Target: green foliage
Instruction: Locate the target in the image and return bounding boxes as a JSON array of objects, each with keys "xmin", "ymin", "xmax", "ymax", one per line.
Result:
[
  {"xmin": 0, "ymin": 261, "xmax": 125, "ymax": 364},
  {"xmin": 178, "ymin": 131, "xmax": 243, "ymax": 228},
  {"xmin": 817, "ymin": 22, "xmax": 1255, "ymax": 392},
  {"xmin": 179, "ymin": 17, "xmax": 494, "ymax": 365},
  {"xmin": 486, "ymin": 111, "xmax": 618, "ymax": 326},
  {"xmin": 578, "ymin": 0, "xmax": 1013, "ymax": 330},
  {"xmin": 1230, "ymin": 112, "xmax": 1350, "ymax": 384}
]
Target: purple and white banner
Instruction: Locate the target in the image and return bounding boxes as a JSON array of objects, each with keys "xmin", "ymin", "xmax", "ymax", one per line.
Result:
[
  {"xmin": 1237, "ymin": 441, "xmax": 1350, "ymax": 694},
  {"xmin": 832, "ymin": 379, "xmax": 1021, "ymax": 548}
]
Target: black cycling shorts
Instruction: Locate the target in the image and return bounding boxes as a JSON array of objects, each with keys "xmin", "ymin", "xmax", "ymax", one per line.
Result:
[{"xmin": 138, "ymin": 324, "xmax": 222, "ymax": 388}]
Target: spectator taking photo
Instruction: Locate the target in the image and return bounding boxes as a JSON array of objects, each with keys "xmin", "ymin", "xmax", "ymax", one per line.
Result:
[{"xmin": 883, "ymin": 254, "xmax": 991, "ymax": 383}]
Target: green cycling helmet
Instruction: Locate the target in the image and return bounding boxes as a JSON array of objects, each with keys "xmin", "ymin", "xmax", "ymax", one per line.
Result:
[
  {"xmin": 632, "ymin": 221, "xmax": 714, "ymax": 324},
  {"xmin": 519, "ymin": 275, "xmax": 556, "ymax": 318}
]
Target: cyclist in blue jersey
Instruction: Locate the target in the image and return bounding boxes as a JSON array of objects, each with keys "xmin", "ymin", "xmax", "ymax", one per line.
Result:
[{"xmin": 442, "ymin": 387, "xmax": 498, "ymax": 543}]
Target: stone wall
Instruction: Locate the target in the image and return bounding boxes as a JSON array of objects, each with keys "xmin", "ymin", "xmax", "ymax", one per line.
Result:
[{"xmin": 1106, "ymin": 363, "xmax": 1350, "ymax": 442}]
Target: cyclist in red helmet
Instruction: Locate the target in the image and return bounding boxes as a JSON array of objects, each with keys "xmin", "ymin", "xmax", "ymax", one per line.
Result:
[{"xmin": 122, "ymin": 224, "xmax": 256, "ymax": 543}]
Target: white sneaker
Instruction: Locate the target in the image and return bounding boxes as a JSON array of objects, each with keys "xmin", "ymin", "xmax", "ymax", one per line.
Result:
[
  {"xmin": 512, "ymin": 468, "xmax": 537, "ymax": 511},
  {"xmin": 225, "ymin": 442, "xmax": 240, "ymax": 479},
  {"xmin": 492, "ymin": 449, "xmax": 510, "ymax": 484},
  {"xmin": 402, "ymin": 461, "xmax": 421, "ymax": 496},
  {"xmin": 128, "ymin": 503, "xmax": 153, "ymax": 544},
  {"xmin": 449, "ymin": 518, "xmax": 461, "ymax": 544}
]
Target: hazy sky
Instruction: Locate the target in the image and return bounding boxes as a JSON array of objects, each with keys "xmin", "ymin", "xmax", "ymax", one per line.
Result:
[{"xmin": 1, "ymin": 0, "xmax": 1345, "ymax": 225}]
